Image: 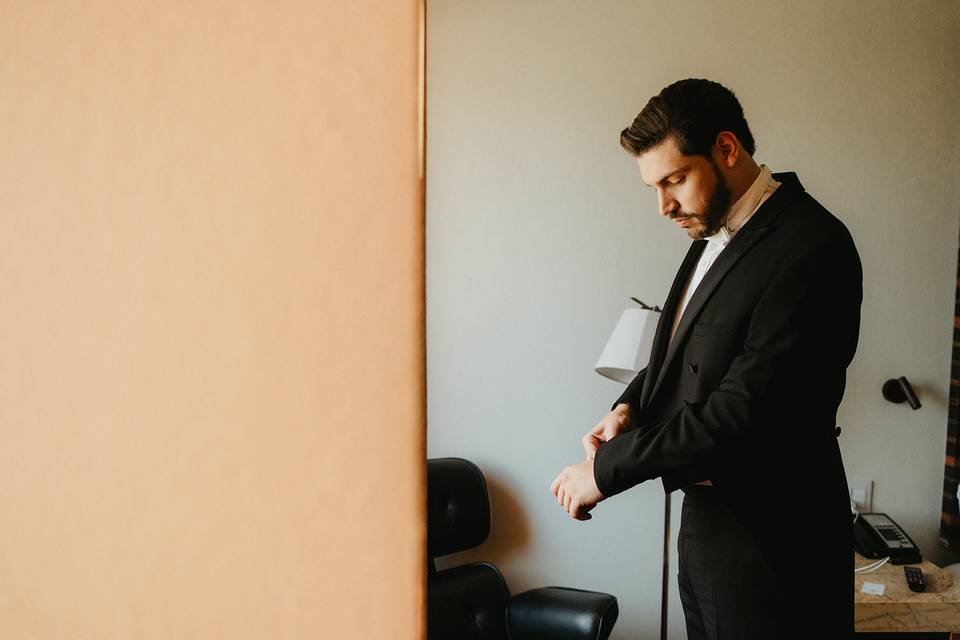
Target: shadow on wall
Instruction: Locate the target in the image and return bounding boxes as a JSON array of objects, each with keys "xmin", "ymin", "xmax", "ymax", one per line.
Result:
[
  {"xmin": 917, "ymin": 379, "xmax": 947, "ymax": 408},
  {"xmin": 434, "ymin": 469, "xmax": 531, "ymax": 571}
]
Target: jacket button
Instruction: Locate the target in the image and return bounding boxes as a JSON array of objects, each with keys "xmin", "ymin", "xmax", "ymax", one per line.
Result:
[{"xmin": 688, "ymin": 361, "xmax": 698, "ymax": 374}]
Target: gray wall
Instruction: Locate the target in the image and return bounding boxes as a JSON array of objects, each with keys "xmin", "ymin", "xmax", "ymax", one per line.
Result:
[{"xmin": 426, "ymin": 2, "xmax": 960, "ymax": 637}]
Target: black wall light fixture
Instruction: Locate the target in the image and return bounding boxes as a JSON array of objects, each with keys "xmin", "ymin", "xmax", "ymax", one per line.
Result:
[{"xmin": 883, "ymin": 376, "xmax": 922, "ymax": 410}]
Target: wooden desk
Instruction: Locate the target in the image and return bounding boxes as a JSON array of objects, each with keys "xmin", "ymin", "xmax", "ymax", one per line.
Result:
[{"xmin": 855, "ymin": 553, "xmax": 960, "ymax": 635}]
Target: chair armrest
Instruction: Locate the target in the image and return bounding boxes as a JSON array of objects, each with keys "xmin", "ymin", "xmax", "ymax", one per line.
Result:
[{"xmin": 506, "ymin": 586, "xmax": 618, "ymax": 640}]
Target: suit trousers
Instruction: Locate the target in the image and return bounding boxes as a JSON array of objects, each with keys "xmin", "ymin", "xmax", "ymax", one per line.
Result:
[{"xmin": 677, "ymin": 485, "xmax": 853, "ymax": 640}]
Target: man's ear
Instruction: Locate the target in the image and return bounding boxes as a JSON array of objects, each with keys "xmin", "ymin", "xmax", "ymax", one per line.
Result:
[{"xmin": 713, "ymin": 131, "xmax": 740, "ymax": 168}]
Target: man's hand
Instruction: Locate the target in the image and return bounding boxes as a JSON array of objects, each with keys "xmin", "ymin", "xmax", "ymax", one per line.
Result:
[
  {"xmin": 582, "ymin": 403, "xmax": 632, "ymax": 461},
  {"xmin": 550, "ymin": 459, "xmax": 605, "ymax": 521}
]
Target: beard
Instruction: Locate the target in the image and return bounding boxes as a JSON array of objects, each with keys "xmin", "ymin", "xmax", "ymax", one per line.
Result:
[{"xmin": 670, "ymin": 160, "xmax": 732, "ymax": 240}]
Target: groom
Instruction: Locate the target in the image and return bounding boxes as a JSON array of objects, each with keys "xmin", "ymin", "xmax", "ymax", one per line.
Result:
[{"xmin": 551, "ymin": 79, "xmax": 861, "ymax": 638}]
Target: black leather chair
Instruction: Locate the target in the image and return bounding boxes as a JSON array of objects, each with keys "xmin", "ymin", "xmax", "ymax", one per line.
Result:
[{"xmin": 428, "ymin": 457, "xmax": 618, "ymax": 640}]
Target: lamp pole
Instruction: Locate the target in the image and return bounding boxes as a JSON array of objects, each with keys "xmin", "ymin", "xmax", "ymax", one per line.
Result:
[
  {"xmin": 660, "ymin": 493, "xmax": 671, "ymax": 640},
  {"xmin": 595, "ymin": 299, "xmax": 669, "ymax": 640}
]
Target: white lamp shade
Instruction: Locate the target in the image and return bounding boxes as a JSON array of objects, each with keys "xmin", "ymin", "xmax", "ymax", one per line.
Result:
[{"xmin": 594, "ymin": 308, "xmax": 660, "ymax": 384}]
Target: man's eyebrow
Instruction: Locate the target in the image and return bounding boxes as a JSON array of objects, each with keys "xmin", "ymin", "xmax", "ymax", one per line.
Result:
[{"xmin": 648, "ymin": 166, "xmax": 688, "ymax": 187}]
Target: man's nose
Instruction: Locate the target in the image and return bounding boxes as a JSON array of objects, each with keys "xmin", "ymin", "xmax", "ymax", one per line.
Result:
[{"xmin": 658, "ymin": 191, "xmax": 678, "ymax": 217}]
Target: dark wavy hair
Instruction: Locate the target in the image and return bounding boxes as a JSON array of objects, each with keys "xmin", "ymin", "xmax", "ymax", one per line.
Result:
[{"xmin": 620, "ymin": 79, "xmax": 755, "ymax": 159}]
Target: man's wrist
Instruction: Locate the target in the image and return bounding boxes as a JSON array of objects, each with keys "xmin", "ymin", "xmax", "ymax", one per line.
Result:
[{"xmin": 613, "ymin": 403, "xmax": 631, "ymax": 419}]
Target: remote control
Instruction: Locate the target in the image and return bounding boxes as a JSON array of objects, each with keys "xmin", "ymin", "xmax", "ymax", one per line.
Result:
[{"xmin": 904, "ymin": 566, "xmax": 925, "ymax": 592}]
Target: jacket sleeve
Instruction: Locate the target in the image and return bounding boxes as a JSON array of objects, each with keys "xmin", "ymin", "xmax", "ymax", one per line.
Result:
[
  {"xmin": 593, "ymin": 233, "xmax": 862, "ymax": 498},
  {"xmin": 610, "ymin": 367, "xmax": 647, "ymax": 412}
]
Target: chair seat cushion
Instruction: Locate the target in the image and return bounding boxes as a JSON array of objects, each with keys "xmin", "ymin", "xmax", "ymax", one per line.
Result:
[{"xmin": 507, "ymin": 586, "xmax": 618, "ymax": 640}]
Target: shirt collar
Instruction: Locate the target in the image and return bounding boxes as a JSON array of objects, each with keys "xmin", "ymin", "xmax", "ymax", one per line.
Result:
[{"xmin": 704, "ymin": 164, "xmax": 774, "ymax": 247}]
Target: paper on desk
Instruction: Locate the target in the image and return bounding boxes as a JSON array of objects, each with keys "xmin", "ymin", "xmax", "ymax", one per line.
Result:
[{"xmin": 861, "ymin": 582, "xmax": 885, "ymax": 596}]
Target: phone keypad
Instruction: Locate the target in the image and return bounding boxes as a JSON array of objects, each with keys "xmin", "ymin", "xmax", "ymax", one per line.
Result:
[{"xmin": 863, "ymin": 514, "xmax": 915, "ymax": 549}]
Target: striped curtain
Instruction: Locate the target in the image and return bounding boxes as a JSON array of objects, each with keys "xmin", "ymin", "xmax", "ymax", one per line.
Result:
[{"xmin": 940, "ymin": 232, "xmax": 960, "ymax": 548}]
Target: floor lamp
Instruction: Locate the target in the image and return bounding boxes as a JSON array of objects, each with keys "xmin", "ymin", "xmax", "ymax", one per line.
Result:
[{"xmin": 594, "ymin": 299, "xmax": 669, "ymax": 640}]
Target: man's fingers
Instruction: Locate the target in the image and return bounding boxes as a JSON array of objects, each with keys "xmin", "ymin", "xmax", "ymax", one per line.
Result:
[
  {"xmin": 570, "ymin": 501, "xmax": 592, "ymax": 520},
  {"xmin": 571, "ymin": 501, "xmax": 595, "ymax": 520},
  {"xmin": 582, "ymin": 434, "xmax": 602, "ymax": 460},
  {"xmin": 573, "ymin": 505, "xmax": 593, "ymax": 520},
  {"xmin": 553, "ymin": 461, "xmax": 601, "ymax": 520}
]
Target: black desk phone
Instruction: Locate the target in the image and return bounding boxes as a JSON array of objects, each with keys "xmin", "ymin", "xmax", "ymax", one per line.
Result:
[{"xmin": 854, "ymin": 512, "xmax": 922, "ymax": 564}]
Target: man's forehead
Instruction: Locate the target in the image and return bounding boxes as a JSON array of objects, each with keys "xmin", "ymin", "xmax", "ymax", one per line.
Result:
[{"xmin": 636, "ymin": 137, "xmax": 688, "ymax": 186}]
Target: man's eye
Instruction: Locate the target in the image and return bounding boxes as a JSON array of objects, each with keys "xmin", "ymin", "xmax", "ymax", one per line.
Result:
[{"xmin": 671, "ymin": 176, "xmax": 685, "ymax": 185}]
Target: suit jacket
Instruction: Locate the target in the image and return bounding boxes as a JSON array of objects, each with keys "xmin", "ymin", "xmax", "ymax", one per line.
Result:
[{"xmin": 593, "ymin": 172, "xmax": 862, "ymax": 581}]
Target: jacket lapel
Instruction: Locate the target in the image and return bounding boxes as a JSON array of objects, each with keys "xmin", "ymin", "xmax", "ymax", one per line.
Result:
[
  {"xmin": 639, "ymin": 240, "xmax": 705, "ymax": 411},
  {"xmin": 645, "ymin": 173, "xmax": 803, "ymax": 406}
]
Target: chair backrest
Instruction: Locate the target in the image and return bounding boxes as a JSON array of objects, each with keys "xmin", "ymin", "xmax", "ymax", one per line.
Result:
[{"xmin": 427, "ymin": 457, "xmax": 491, "ymax": 560}]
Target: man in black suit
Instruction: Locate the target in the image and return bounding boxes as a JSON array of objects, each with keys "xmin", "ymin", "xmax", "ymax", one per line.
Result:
[{"xmin": 551, "ymin": 79, "xmax": 861, "ymax": 638}]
